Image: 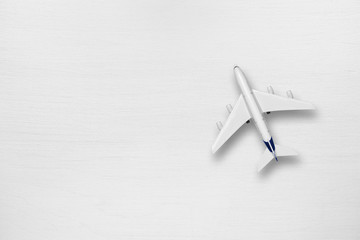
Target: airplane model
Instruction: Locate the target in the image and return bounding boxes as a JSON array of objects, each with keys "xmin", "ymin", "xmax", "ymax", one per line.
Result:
[{"xmin": 212, "ymin": 66, "xmax": 315, "ymax": 172}]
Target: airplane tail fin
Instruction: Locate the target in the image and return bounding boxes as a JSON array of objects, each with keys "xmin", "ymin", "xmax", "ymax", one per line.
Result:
[{"xmin": 257, "ymin": 144, "xmax": 298, "ymax": 172}]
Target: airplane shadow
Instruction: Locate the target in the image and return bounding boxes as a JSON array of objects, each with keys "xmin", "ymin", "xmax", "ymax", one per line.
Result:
[
  {"xmin": 258, "ymin": 155, "xmax": 300, "ymax": 178},
  {"xmin": 265, "ymin": 109, "xmax": 318, "ymax": 126}
]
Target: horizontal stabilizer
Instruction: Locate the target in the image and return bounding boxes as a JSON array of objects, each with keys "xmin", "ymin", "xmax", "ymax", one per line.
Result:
[{"xmin": 257, "ymin": 144, "xmax": 298, "ymax": 172}]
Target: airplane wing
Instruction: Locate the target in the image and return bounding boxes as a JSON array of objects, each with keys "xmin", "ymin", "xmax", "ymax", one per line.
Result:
[
  {"xmin": 253, "ymin": 90, "xmax": 315, "ymax": 113},
  {"xmin": 212, "ymin": 95, "xmax": 251, "ymax": 153}
]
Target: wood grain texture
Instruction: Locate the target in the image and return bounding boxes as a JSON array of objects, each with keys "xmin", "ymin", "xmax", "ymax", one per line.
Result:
[{"xmin": 1, "ymin": 0, "xmax": 360, "ymax": 239}]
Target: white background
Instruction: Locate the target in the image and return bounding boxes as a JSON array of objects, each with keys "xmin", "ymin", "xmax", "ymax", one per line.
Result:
[{"xmin": 1, "ymin": 0, "xmax": 360, "ymax": 239}]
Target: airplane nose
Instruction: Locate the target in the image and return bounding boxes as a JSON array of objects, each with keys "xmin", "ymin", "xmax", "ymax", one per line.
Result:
[{"xmin": 233, "ymin": 66, "xmax": 245, "ymax": 75}]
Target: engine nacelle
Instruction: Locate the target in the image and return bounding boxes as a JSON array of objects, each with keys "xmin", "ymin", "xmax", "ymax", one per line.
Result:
[
  {"xmin": 226, "ymin": 104, "xmax": 233, "ymax": 113},
  {"xmin": 267, "ymin": 86, "xmax": 274, "ymax": 94},
  {"xmin": 216, "ymin": 121, "xmax": 223, "ymax": 131},
  {"xmin": 286, "ymin": 90, "xmax": 294, "ymax": 98}
]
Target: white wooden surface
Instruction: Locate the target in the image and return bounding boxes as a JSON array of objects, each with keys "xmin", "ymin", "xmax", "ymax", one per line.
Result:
[{"xmin": 1, "ymin": 0, "xmax": 360, "ymax": 239}]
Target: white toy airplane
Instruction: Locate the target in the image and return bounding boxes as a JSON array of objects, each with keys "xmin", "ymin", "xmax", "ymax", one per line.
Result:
[{"xmin": 212, "ymin": 66, "xmax": 315, "ymax": 172}]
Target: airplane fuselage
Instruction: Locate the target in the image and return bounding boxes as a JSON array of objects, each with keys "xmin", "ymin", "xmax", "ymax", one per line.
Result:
[{"xmin": 234, "ymin": 66, "xmax": 277, "ymax": 158}]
